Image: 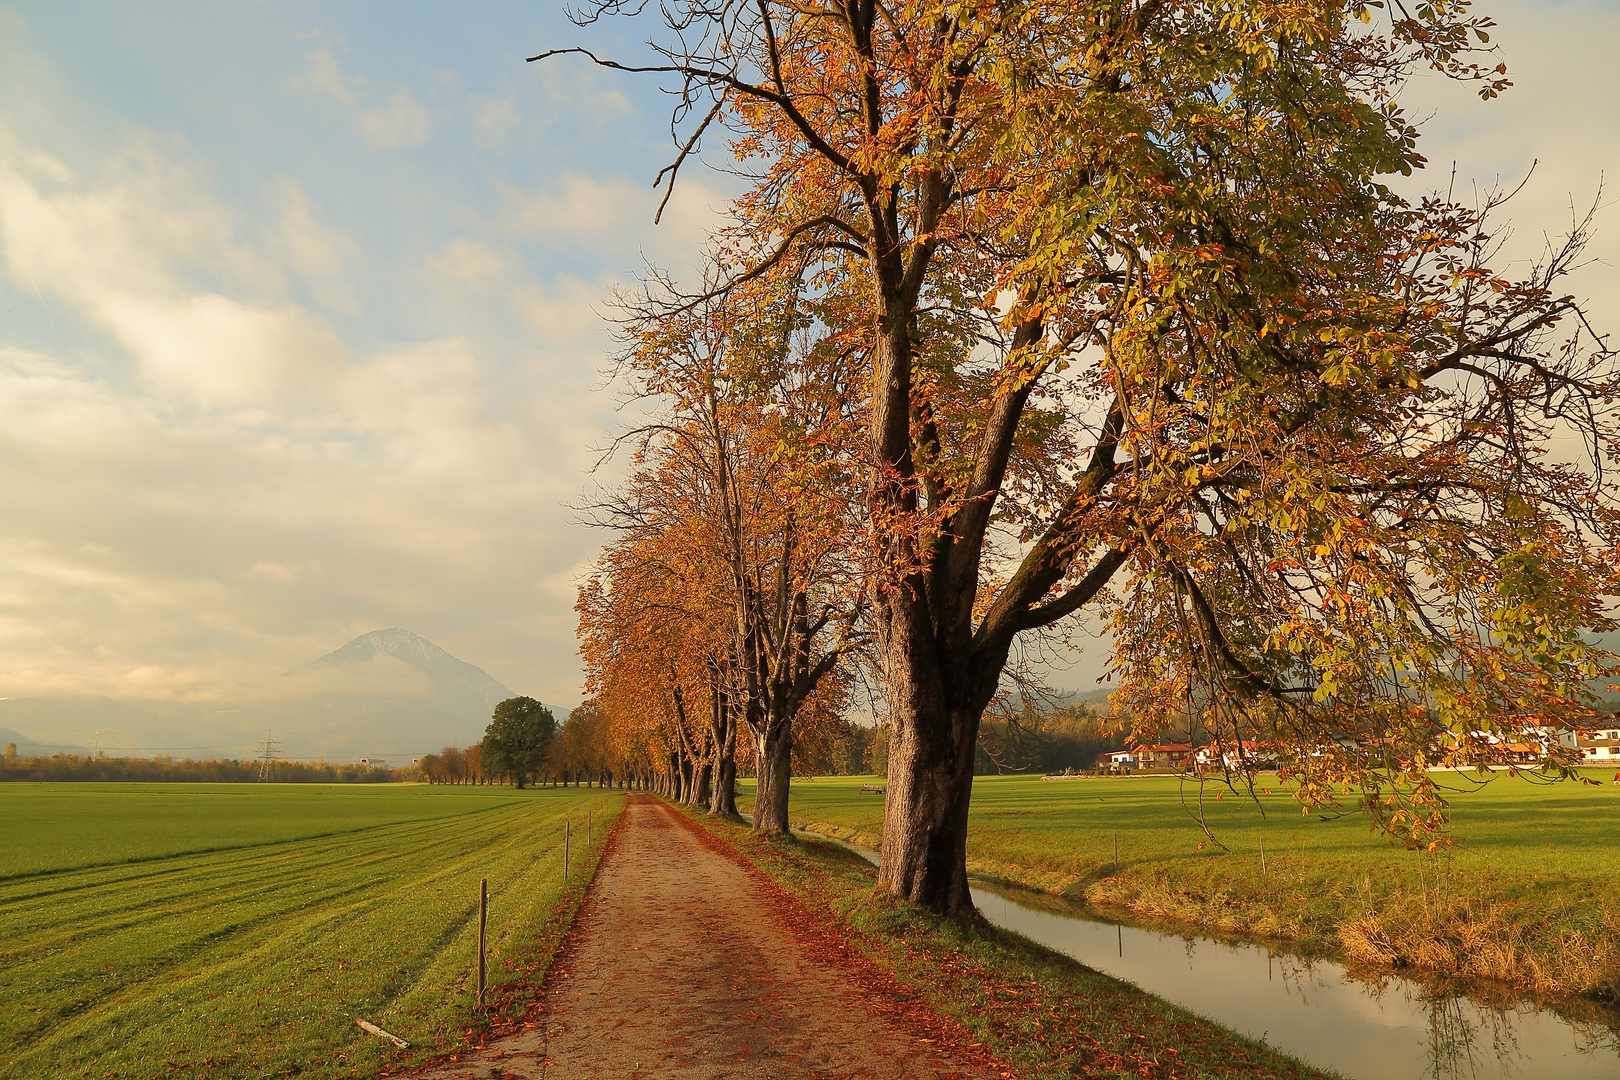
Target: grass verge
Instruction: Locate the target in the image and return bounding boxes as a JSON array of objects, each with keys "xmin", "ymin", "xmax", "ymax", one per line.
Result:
[
  {"xmin": 0, "ymin": 785, "xmax": 622, "ymax": 1080},
  {"xmin": 679, "ymin": 802, "xmax": 1340, "ymax": 1080},
  {"xmin": 751, "ymin": 772, "xmax": 1620, "ymax": 1000}
]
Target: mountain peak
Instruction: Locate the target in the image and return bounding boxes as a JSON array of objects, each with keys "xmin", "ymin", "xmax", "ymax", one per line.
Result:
[
  {"xmin": 317, "ymin": 628, "xmax": 457, "ymax": 667},
  {"xmin": 307, "ymin": 629, "xmax": 514, "ymax": 706}
]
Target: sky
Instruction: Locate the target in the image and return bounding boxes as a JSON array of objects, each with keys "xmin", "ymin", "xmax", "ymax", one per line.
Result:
[{"xmin": 0, "ymin": 0, "xmax": 1616, "ymax": 717}]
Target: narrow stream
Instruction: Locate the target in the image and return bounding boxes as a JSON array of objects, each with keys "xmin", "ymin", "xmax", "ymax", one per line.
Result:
[{"xmin": 775, "ymin": 822, "xmax": 1620, "ymax": 1080}]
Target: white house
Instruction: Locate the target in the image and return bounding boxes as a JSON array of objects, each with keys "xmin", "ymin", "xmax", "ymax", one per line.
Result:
[{"xmin": 1566, "ymin": 724, "xmax": 1620, "ymax": 762}]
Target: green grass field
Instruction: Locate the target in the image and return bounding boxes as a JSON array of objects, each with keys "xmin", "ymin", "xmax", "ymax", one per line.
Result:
[
  {"xmin": 0, "ymin": 783, "xmax": 623, "ymax": 1079},
  {"xmin": 744, "ymin": 770, "xmax": 1620, "ymax": 996}
]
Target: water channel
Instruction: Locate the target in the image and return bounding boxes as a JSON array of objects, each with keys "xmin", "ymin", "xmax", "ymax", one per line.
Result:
[{"xmin": 766, "ymin": 820, "xmax": 1620, "ymax": 1080}]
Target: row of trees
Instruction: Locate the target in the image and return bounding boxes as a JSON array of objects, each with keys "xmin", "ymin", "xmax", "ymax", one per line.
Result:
[
  {"xmin": 411, "ymin": 744, "xmax": 487, "ymax": 785},
  {"xmin": 0, "ymin": 747, "xmax": 393, "ymax": 784},
  {"xmin": 555, "ymin": 0, "xmax": 1619, "ymax": 913},
  {"xmin": 469, "ymin": 696, "xmax": 625, "ymax": 788}
]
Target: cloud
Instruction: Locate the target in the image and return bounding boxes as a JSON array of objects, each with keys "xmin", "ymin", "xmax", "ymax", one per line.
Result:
[
  {"xmin": 265, "ymin": 175, "xmax": 353, "ymax": 290},
  {"xmin": 248, "ymin": 561, "xmax": 324, "ymax": 583},
  {"xmin": 486, "ymin": 172, "xmax": 734, "ymax": 280},
  {"xmin": 0, "ymin": 102, "xmax": 607, "ymax": 707},
  {"xmin": 469, "ymin": 94, "xmax": 520, "ymax": 144},
  {"xmin": 428, "ymin": 237, "xmax": 519, "ymax": 288},
  {"xmin": 0, "ymin": 144, "xmax": 349, "ymax": 409},
  {"xmin": 530, "ymin": 60, "xmax": 633, "ymax": 122},
  {"xmin": 292, "ymin": 49, "xmax": 431, "ymax": 149}
]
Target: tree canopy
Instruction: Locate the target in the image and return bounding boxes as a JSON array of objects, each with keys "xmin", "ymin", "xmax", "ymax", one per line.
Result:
[
  {"xmin": 547, "ymin": 0, "xmax": 1618, "ymax": 914},
  {"xmin": 481, "ymin": 697, "xmax": 559, "ymax": 789}
]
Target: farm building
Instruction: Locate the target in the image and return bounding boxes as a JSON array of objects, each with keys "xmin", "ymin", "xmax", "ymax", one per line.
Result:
[
  {"xmin": 1566, "ymin": 724, "xmax": 1620, "ymax": 761},
  {"xmin": 1096, "ymin": 744, "xmax": 1194, "ymax": 772}
]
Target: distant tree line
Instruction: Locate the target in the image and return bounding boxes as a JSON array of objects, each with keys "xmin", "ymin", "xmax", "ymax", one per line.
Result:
[
  {"xmin": 0, "ymin": 696, "xmax": 1123, "ymax": 787},
  {"xmin": 406, "ymin": 696, "xmax": 884, "ymax": 792},
  {"xmin": 411, "ymin": 698, "xmax": 614, "ymax": 789},
  {"xmin": 0, "ymin": 744, "xmax": 393, "ymax": 783},
  {"xmin": 974, "ymin": 703, "xmax": 1131, "ymax": 776},
  {"xmin": 411, "ymin": 743, "xmax": 486, "ymax": 785}
]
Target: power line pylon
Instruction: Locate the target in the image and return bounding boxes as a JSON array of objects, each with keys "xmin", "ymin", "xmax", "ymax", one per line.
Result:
[{"xmin": 257, "ymin": 729, "xmax": 281, "ymax": 782}]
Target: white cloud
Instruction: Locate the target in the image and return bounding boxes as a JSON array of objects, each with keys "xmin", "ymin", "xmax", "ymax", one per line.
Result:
[
  {"xmin": 265, "ymin": 175, "xmax": 352, "ymax": 285},
  {"xmin": 0, "ymin": 145, "xmax": 348, "ymax": 409},
  {"xmin": 0, "ymin": 107, "xmax": 606, "ymax": 705},
  {"xmin": 487, "ymin": 172, "xmax": 733, "ymax": 280},
  {"xmin": 428, "ymin": 237, "xmax": 519, "ymax": 287},
  {"xmin": 531, "ymin": 61, "xmax": 633, "ymax": 121},
  {"xmin": 292, "ymin": 49, "xmax": 431, "ymax": 149},
  {"xmin": 356, "ymin": 89, "xmax": 432, "ymax": 149},
  {"xmin": 469, "ymin": 94, "xmax": 520, "ymax": 144}
]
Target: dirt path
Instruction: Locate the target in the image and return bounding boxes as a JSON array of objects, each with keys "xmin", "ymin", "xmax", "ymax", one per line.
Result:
[{"xmin": 409, "ymin": 794, "xmax": 996, "ymax": 1080}]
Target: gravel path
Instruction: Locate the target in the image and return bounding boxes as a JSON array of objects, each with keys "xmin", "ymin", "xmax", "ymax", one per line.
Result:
[{"xmin": 408, "ymin": 793, "xmax": 995, "ymax": 1080}]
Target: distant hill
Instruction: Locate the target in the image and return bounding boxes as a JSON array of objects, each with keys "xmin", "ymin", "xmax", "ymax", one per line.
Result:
[
  {"xmin": 0, "ymin": 725, "xmax": 86, "ymax": 757},
  {"xmin": 303, "ymin": 628, "xmax": 512, "ymax": 703},
  {"xmin": 0, "ymin": 629, "xmax": 533, "ymax": 765}
]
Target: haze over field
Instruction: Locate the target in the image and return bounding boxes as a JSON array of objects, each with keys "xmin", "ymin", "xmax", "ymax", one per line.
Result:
[
  {"xmin": 0, "ymin": 628, "xmax": 528, "ymax": 762},
  {"xmin": 0, "ymin": 1, "xmax": 1615, "ymax": 753}
]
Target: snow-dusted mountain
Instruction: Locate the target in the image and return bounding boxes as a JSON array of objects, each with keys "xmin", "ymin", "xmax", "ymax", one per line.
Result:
[
  {"xmin": 0, "ymin": 630, "xmax": 527, "ymax": 765},
  {"xmin": 305, "ymin": 627, "xmax": 512, "ymax": 706}
]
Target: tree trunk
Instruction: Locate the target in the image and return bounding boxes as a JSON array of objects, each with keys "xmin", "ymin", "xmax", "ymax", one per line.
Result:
[
  {"xmin": 878, "ymin": 701, "xmax": 981, "ymax": 914},
  {"xmin": 859, "ymin": 242, "xmax": 1003, "ymax": 915},
  {"xmin": 707, "ymin": 680, "xmax": 740, "ymax": 818},
  {"xmin": 751, "ymin": 719, "xmax": 792, "ymax": 835},
  {"xmin": 874, "ymin": 587, "xmax": 1007, "ymax": 915},
  {"xmin": 693, "ymin": 753, "xmax": 712, "ymax": 808},
  {"xmin": 711, "ymin": 752, "xmax": 737, "ymax": 817},
  {"xmin": 710, "ymin": 705, "xmax": 738, "ymax": 819}
]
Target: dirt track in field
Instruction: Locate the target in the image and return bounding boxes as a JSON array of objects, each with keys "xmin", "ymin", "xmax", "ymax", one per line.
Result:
[{"xmin": 407, "ymin": 793, "xmax": 998, "ymax": 1080}]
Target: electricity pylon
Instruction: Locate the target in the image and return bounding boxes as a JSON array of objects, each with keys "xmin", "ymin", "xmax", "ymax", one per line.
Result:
[{"xmin": 257, "ymin": 730, "xmax": 281, "ymax": 782}]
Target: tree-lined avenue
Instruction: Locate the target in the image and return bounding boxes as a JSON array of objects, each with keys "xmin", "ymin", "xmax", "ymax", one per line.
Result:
[{"xmin": 409, "ymin": 794, "xmax": 996, "ymax": 1079}]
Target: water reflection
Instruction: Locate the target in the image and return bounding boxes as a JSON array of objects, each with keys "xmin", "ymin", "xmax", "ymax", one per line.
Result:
[
  {"xmin": 969, "ymin": 877, "xmax": 1620, "ymax": 1080},
  {"xmin": 793, "ymin": 826, "xmax": 1620, "ymax": 1080}
]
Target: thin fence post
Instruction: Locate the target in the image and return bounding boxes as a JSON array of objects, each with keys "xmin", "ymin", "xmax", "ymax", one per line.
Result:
[
  {"xmin": 477, "ymin": 878, "xmax": 487, "ymax": 1011},
  {"xmin": 1260, "ymin": 836, "xmax": 1267, "ymax": 875}
]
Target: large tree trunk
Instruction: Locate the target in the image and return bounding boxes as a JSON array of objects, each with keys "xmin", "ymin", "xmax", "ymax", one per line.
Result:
[
  {"xmin": 867, "ymin": 294, "xmax": 1003, "ymax": 915},
  {"xmin": 751, "ymin": 718, "xmax": 792, "ymax": 835},
  {"xmin": 874, "ymin": 582, "xmax": 1011, "ymax": 914},
  {"xmin": 877, "ymin": 697, "xmax": 982, "ymax": 915}
]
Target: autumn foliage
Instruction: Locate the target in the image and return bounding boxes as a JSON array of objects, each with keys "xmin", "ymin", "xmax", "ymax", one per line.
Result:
[{"xmin": 551, "ymin": 0, "xmax": 1619, "ymax": 913}]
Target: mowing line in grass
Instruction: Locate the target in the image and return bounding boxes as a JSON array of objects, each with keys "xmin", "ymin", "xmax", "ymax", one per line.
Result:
[
  {"xmin": 0, "ymin": 783, "xmax": 537, "ymax": 880},
  {"xmin": 1, "ymin": 786, "xmax": 623, "ymax": 1080}
]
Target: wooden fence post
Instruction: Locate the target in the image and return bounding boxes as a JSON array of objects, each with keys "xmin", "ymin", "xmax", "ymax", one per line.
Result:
[{"xmin": 477, "ymin": 878, "xmax": 487, "ymax": 1010}]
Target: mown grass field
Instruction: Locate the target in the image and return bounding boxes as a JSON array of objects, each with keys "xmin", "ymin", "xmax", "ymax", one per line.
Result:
[
  {"xmin": 0, "ymin": 783, "xmax": 623, "ymax": 1079},
  {"xmin": 743, "ymin": 770, "xmax": 1620, "ymax": 996}
]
